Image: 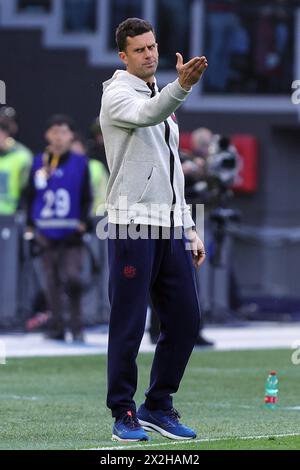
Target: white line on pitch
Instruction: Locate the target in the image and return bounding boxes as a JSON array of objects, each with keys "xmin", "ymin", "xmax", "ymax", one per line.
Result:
[{"xmin": 88, "ymin": 432, "xmax": 300, "ymax": 451}]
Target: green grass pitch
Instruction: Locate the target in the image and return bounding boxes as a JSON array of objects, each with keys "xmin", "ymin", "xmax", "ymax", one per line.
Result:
[{"xmin": 1, "ymin": 348, "xmax": 300, "ymax": 450}]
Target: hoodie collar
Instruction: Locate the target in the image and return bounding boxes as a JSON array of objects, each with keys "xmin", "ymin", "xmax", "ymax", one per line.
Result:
[{"xmin": 103, "ymin": 70, "xmax": 158, "ymax": 96}]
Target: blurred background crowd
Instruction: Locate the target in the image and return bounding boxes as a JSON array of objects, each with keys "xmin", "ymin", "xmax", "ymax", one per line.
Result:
[{"xmin": 1, "ymin": 0, "xmax": 300, "ymax": 345}]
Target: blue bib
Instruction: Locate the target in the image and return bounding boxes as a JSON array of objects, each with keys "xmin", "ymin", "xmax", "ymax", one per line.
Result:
[{"xmin": 31, "ymin": 152, "xmax": 88, "ymax": 240}]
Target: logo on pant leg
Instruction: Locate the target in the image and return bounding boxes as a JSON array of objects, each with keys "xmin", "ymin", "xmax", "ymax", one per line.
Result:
[{"xmin": 123, "ymin": 265, "xmax": 137, "ymax": 279}]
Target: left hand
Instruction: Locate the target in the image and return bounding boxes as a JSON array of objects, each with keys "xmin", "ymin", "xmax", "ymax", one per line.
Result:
[{"xmin": 185, "ymin": 228, "xmax": 206, "ymax": 268}]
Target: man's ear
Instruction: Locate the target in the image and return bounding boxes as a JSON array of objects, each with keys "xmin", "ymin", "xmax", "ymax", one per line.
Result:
[{"xmin": 119, "ymin": 51, "xmax": 128, "ymax": 66}]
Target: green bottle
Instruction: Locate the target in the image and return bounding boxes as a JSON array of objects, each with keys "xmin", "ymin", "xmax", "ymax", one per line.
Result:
[{"xmin": 264, "ymin": 371, "xmax": 278, "ymax": 409}]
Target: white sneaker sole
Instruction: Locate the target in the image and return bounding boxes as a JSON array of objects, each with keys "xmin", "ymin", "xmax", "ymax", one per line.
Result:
[
  {"xmin": 112, "ymin": 434, "xmax": 149, "ymax": 442},
  {"xmin": 138, "ymin": 419, "xmax": 196, "ymax": 440}
]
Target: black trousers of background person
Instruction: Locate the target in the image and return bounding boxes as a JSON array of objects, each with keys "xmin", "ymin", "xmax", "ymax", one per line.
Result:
[
  {"xmin": 107, "ymin": 224, "xmax": 201, "ymax": 418},
  {"xmin": 36, "ymin": 233, "xmax": 84, "ymax": 336}
]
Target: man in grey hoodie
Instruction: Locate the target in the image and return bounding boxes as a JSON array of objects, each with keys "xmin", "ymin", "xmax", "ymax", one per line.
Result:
[{"xmin": 100, "ymin": 18, "xmax": 208, "ymax": 442}]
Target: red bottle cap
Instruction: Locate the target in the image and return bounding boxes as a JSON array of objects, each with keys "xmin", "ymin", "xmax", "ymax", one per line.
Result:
[{"xmin": 270, "ymin": 371, "xmax": 277, "ymax": 375}]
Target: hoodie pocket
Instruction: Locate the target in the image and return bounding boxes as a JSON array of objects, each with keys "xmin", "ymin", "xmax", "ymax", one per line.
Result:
[{"xmin": 122, "ymin": 161, "xmax": 155, "ymax": 204}]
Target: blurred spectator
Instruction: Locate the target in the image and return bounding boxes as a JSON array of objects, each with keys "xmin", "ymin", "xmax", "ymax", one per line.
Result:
[
  {"xmin": 227, "ymin": 16, "xmax": 251, "ymax": 92},
  {"xmin": 71, "ymin": 133, "xmax": 109, "ymax": 216},
  {"xmin": 87, "ymin": 118, "xmax": 109, "ymax": 171},
  {"xmin": 108, "ymin": 0, "xmax": 142, "ymax": 49},
  {"xmin": 182, "ymin": 128, "xmax": 215, "ymax": 346},
  {"xmin": 156, "ymin": 0, "xmax": 192, "ymax": 68},
  {"xmin": 191, "ymin": 128, "xmax": 213, "ymax": 159},
  {"xmin": 204, "ymin": 0, "xmax": 294, "ymax": 93},
  {"xmin": 183, "ymin": 128, "xmax": 238, "ymax": 207},
  {"xmin": 26, "ymin": 115, "xmax": 92, "ymax": 342},
  {"xmin": 150, "ymin": 128, "xmax": 215, "ymax": 347},
  {"xmin": 205, "ymin": 0, "xmax": 240, "ymax": 92},
  {"xmin": 184, "ymin": 127, "xmax": 240, "ymax": 326},
  {"xmin": 63, "ymin": 0, "xmax": 96, "ymax": 33},
  {"xmin": 71, "ymin": 132, "xmax": 110, "ymax": 325},
  {"xmin": 254, "ymin": 2, "xmax": 290, "ymax": 92},
  {"xmin": 181, "ymin": 128, "xmax": 215, "ymax": 205},
  {"xmin": 18, "ymin": 0, "xmax": 51, "ymax": 13},
  {"xmin": 0, "ymin": 108, "xmax": 32, "ymax": 214}
]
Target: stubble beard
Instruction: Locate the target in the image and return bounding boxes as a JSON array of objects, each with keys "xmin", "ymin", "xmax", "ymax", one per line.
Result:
[{"xmin": 139, "ymin": 63, "xmax": 158, "ymax": 81}]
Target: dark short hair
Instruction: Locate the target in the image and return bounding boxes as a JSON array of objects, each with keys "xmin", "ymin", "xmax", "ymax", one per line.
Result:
[
  {"xmin": 0, "ymin": 115, "xmax": 18, "ymax": 136},
  {"xmin": 115, "ymin": 18, "xmax": 155, "ymax": 52},
  {"xmin": 45, "ymin": 114, "xmax": 75, "ymax": 132}
]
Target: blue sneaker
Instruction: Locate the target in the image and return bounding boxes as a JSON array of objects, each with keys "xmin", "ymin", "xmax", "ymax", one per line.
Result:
[
  {"xmin": 112, "ymin": 410, "xmax": 150, "ymax": 442},
  {"xmin": 137, "ymin": 404, "xmax": 197, "ymax": 440}
]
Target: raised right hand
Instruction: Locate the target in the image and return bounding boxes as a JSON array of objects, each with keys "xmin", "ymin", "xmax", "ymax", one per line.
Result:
[{"xmin": 176, "ymin": 53, "xmax": 208, "ymax": 91}]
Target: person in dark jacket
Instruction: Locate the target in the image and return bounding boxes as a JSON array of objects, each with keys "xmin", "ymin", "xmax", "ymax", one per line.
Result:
[{"xmin": 26, "ymin": 115, "xmax": 92, "ymax": 342}]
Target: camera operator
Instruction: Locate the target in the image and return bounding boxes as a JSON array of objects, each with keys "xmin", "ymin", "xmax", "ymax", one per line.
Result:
[
  {"xmin": 182, "ymin": 127, "xmax": 240, "ymax": 337},
  {"xmin": 148, "ymin": 128, "xmax": 212, "ymax": 346},
  {"xmin": 149, "ymin": 128, "xmax": 239, "ymax": 345},
  {"xmin": 182, "ymin": 129, "xmax": 238, "ymax": 208}
]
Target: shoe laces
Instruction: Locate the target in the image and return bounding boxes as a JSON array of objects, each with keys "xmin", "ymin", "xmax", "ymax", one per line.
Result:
[
  {"xmin": 165, "ymin": 407, "xmax": 181, "ymax": 422},
  {"xmin": 121, "ymin": 411, "xmax": 140, "ymax": 429}
]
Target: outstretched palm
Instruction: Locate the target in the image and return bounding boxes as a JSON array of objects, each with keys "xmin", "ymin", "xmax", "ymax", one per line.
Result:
[{"xmin": 176, "ymin": 53, "xmax": 208, "ymax": 90}]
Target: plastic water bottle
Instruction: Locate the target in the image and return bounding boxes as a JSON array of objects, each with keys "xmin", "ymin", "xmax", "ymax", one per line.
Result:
[{"xmin": 264, "ymin": 371, "xmax": 278, "ymax": 409}]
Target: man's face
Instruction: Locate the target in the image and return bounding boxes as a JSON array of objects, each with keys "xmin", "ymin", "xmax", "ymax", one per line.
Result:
[
  {"xmin": 196, "ymin": 140, "xmax": 211, "ymax": 159},
  {"xmin": 45, "ymin": 124, "xmax": 74, "ymax": 153},
  {"xmin": 119, "ymin": 31, "xmax": 159, "ymax": 82}
]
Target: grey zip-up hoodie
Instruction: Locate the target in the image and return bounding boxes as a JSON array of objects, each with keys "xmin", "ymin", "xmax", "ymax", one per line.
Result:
[{"xmin": 99, "ymin": 70, "xmax": 195, "ymax": 228}]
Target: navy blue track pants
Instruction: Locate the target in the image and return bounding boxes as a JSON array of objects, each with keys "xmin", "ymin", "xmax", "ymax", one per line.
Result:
[{"xmin": 107, "ymin": 224, "xmax": 201, "ymax": 418}]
